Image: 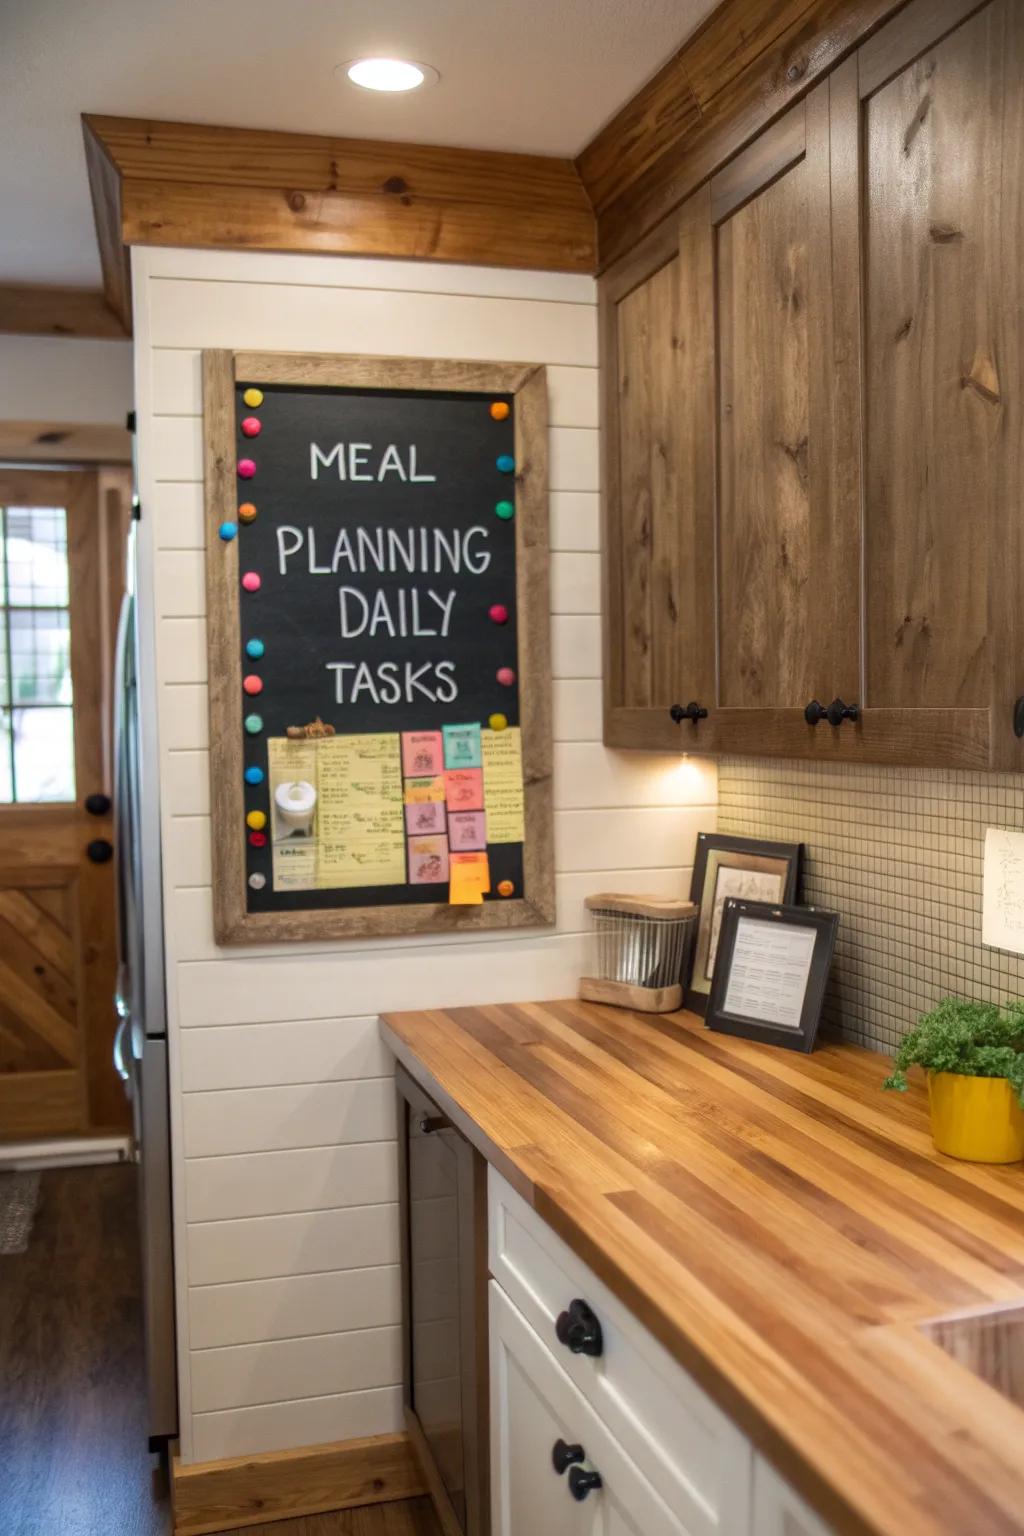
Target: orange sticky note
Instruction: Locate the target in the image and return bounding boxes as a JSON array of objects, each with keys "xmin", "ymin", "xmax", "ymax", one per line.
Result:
[{"xmin": 449, "ymin": 851, "xmax": 490, "ymax": 905}]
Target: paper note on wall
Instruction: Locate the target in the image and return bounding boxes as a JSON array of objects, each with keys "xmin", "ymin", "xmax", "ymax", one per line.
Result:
[
  {"xmin": 450, "ymin": 851, "xmax": 490, "ymax": 905},
  {"xmin": 982, "ymin": 828, "xmax": 1024, "ymax": 953},
  {"xmin": 482, "ymin": 727, "xmax": 525, "ymax": 843},
  {"xmin": 268, "ymin": 737, "xmax": 320, "ymax": 891},
  {"xmin": 316, "ymin": 734, "xmax": 405, "ymax": 888}
]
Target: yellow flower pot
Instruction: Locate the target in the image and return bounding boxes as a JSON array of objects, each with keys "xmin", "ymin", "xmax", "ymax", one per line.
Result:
[{"xmin": 928, "ymin": 1071, "xmax": 1024, "ymax": 1163}]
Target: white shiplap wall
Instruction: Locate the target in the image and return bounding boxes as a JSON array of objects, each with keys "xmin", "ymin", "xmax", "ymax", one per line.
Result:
[{"xmin": 132, "ymin": 245, "xmax": 717, "ymax": 1465}]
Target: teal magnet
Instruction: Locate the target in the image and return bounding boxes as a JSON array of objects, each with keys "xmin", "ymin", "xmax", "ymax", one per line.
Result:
[
  {"xmin": 219, "ymin": 521, "xmax": 238, "ymax": 541},
  {"xmin": 244, "ymin": 713, "xmax": 263, "ymax": 735},
  {"xmin": 244, "ymin": 765, "xmax": 264, "ymax": 786},
  {"xmin": 495, "ymin": 500, "xmax": 515, "ymax": 520},
  {"xmin": 496, "ymin": 454, "xmax": 515, "ymax": 474},
  {"xmin": 245, "ymin": 638, "xmax": 265, "ymax": 659}
]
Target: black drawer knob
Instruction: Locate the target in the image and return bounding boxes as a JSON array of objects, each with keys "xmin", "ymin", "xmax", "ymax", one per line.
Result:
[
  {"xmin": 568, "ymin": 1466, "xmax": 603, "ymax": 1502},
  {"xmin": 555, "ymin": 1298, "xmax": 603, "ymax": 1357},
  {"xmin": 805, "ymin": 698, "xmax": 859, "ymax": 727},
  {"xmin": 86, "ymin": 838, "xmax": 114, "ymax": 864},
  {"xmin": 670, "ymin": 701, "xmax": 708, "ymax": 724},
  {"xmin": 552, "ymin": 1439, "xmax": 585, "ymax": 1475},
  {"xmin": 84, "ymin": 792, "xmax": 112, "ymax": 816}
]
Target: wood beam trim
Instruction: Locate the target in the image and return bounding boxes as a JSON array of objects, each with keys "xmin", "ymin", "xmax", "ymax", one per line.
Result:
[
  {"xmin": 0, "ymin": 422, "xmax": 131, "ymax": 466},
  {"xmin": 0, "ymin": 284, "xmax": 127, "ymax": 340},
  {"xmin": 82, "ymin": 119, "xmax": 133, "ymax": 334}
]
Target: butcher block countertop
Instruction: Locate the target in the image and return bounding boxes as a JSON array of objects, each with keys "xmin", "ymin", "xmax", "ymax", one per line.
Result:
[{"xmin": 380, "ymin": 999, "xmax": 1024, "ymax": 1536}]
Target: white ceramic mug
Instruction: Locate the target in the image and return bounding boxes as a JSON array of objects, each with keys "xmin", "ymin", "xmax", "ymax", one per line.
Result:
[{"xmin": 275, "ymin": 779, "xmax": 317, "ymax": 835}]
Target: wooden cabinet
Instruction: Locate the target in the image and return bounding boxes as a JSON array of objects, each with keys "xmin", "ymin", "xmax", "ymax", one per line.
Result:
[{"xmin": 601, "ymin": 0, "xmax": 1023, "ymax": 769}]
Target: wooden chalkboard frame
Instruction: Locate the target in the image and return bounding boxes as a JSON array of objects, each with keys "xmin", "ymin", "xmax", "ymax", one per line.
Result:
[{"xmin": 202, "ymin": 349, "xmax": 554, "ymax": 945}]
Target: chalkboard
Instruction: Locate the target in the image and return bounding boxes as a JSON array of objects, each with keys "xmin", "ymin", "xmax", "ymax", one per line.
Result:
[{"xmin": 202, "ymin": 351, "xmax": 554, "ymax": 945}]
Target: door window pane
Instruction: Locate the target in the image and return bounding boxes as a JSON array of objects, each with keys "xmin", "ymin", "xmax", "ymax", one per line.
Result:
[
  {"xmin": 9, "ymin": 610, "xmax": 72, "ymax": 705},
  {"xmin": 0, "ymin": 712, "xmax": 11, "ymax": 802},
  {"xmin": 12, "ymin": 707, "xmax": 75, "ymax": 803},
  {"xmin": 5, "ymin": 507, "xmax": 70, "ymax": 606}
]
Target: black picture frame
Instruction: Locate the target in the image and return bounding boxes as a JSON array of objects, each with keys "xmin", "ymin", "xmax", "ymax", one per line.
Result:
[
  {"xmin": 686, "ymin": 833, "xmax": 802, "ymax": 1015},
  {"xmin": 705, "ymin": 899, "xmax": 839, "ymax": 1052}
]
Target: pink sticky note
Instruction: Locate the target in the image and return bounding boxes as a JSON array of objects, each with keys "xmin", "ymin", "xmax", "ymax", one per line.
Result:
[
  {"xmin": 408, "ymin": 835, "xmax": 450, "ymax": 884},
  {"xmin": 449, "ymin": 810, "xmax": 486, "ymax": 850},
  {"xmin": 402, "ymin": 731, "xmax": 444, "ymax": 778},
  {"xmin": 445, "ymin": 769, "xmax": 484, "ymax": 812},
  {"xmin": 405, "ymin": 801, "xmax": 446, "ymax": 836}
]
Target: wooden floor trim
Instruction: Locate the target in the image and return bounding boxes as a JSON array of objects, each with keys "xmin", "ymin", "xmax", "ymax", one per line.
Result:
[{"xmin": 170, "ymin": 1431, "xmax": 427, "ymax": 1536}]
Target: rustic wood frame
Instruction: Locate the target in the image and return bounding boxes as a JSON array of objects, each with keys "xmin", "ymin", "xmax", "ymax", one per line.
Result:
[{"xmin": 202, "ymin": 348, "xmax": 555, "ymax": 945}]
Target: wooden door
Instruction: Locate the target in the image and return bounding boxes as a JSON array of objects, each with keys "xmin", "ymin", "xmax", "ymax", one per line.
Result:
[{"xmin": 0, "ymin": 466, "xmax": 131, "ymax": 1140}]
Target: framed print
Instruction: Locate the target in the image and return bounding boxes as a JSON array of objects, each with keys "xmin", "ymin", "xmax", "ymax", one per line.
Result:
[
  {"xmin": 686, "ymin": 833, "xmax": 802, "ymax": 1014},
  {"xmin": 706, "ymin": 899, "xmax": 839, "ymax": 1052}
]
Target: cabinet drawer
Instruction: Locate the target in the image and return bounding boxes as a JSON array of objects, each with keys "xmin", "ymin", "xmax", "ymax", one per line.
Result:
[
  {"xmin": 752, "ymin": 1458, "xmax": 833, "ymax": 1536},
  {"xmin": 488, "ymin": 1170, "xmax": 751, "ymax": 1536},
  {"xmin": 490, "ymin": 1280, "xmax": 688, "ymax": 1536}
]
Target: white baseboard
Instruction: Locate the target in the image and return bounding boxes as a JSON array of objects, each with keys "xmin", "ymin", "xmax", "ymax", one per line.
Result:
[{"xmin": 0, "ymin": 1135, "xmax": 134, "ymax": 1171}]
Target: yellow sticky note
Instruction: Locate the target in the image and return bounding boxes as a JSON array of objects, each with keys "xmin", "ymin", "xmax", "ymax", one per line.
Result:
[
  {"xmin": 404, "ymin": 774, "xmax": 447, "ymax": 804},
  {"xmin": 449, "ymin": 852, "xmax": 490, "ymax": 905}
]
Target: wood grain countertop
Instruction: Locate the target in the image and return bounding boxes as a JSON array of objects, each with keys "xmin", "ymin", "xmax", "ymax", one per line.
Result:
[{"xmin": 380, "ymin": 999, "xmax": 1024, "ymax": 1536}]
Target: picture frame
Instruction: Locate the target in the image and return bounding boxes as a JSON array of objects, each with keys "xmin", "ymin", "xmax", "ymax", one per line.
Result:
[
  {"xmin": 706, "ymin": 899, "xmax": 839, "ymax": 1052},
  {"xmin": 686, "ymin": 833, "xmax": 802, "ymax": 1014}
]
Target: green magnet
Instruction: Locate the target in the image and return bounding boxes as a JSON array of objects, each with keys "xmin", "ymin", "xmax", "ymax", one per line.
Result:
[
  {"xmin": 495, "ymin": 500, "xmax": 515, "ymax": 521},
  {"xmin": 244, "ymin": 713, "xmax": 263, "ymax": 735}
]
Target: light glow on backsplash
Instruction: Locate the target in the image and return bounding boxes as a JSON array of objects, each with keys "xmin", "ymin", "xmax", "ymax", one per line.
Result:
[{"xmin": 717, "ymin": 758, "xmax": 1024, "ymax": 1055}]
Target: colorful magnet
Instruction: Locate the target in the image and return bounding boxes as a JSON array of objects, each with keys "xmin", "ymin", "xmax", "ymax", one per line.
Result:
[
  {"xmin": 219, "ymin": 521, "xmax": 237, "ymax": 542},
  {"xmin": 248, "ymin": 830, "xmax": 268, "ymax": 848},
  {"xmin": 248, "ymin": 871, "xmax": 266, "ymax": 890},
  {"xmin": 496, "ymin": 454, "xmax": 515, "ymax": 474},
  {"xmin": 237, "ymin": 458, "xmax": 256, "ymax": 479},
  {"xmin": 238, "ymin": 502, "xmax": 258, "ymax": 524},
  {"xmin": 242, "ymin": 388, "xmax": 264, "ymax": 408},
  {"xmin": 244, "ymin": 765, "xmax": 264, "ymax": 786},
  {"xmin": 245, "ymin": 638, "xmax": 265, "ymax": 659},
  {"xmin": 495, "ymin": 500, "xmax": 515, "ymax": 521},
  {"xmin": 244, "ymin": 713, "xmax": 263, "ymax": 735},
  {"xmin": 489, "ymin": 603, "xmax": 509, "ymax": 625},
  {"xmin": 497, "ymin": 879, "xmax": 514, "ymax": 897},
  {"xmin": 243, "ymin": 674, "xmax": 263, "ymax": 696},
  {"xmin": 490, "ymin": 401, "xmax": 510, "ymax": 421},
  {"xmin": 496, "ymin": 667, "xmax": 516, "ymax": 687},
  {"xmin": 488, "ymin": 712, "xmax": 508, "ymax": 731},
  {"xmin": 246, "ymin": 810, "xmax": 267, "ymax": 831},
  {"xmin": 241, "ymin": 416, "xmax": 262, "ymax": 438},
  {"xmin": 242, "ymin": 571, "xmax": 261, "ymax": 593}
]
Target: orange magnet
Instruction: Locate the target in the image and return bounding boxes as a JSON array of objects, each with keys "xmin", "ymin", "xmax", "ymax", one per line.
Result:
[
  {"xmin": 490, "ymin": 401, "xmax": 510, "ymax": 421},
  {"xmin": 246, "ymin": 810, "xmax": 267, "ymax": 831},
  {"xmin": 238, "ymin": 502, "xmax": 258, "ymax": 523},
  {"xmin": 243, "ymin": 674, "xmax": 263, "ymax": 696},
  {"xmin": 497, "ymin": 879, "xmax": 514, "ymax": 897}
]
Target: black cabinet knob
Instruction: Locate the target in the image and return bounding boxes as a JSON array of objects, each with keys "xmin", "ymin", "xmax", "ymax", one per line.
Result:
[
  {"xmin": 555, "ymin": 1298, "xmax": 603, "ymax": 1357},
  {"xmin": 552, "ymin": 1439, "xmax": 585, "ymax": 1476},
  {"xmin": 805, "ymin": 698, "xmax": 859, "ymax": 727},
  {"xmin": 1013, "ymin": 697, "xmax": 1024, "ymax": 739},
  {"xmin": 86, "ymin": 839, "xmax": 114, "ymax": 864},
  {"xmin": 84, "ymin": 792, "xmax": 112, "ymax": 816},
  {"xmin": 568, "ymin": 1466, "xmax": 603, "ymax": 1502},
  {"xmin": 670, "ymin": 701, "xmax": 708, "ymax": 724},
  {"xmin": 804, "ymin": 699, "xmax": 826, "ymax": 726}
]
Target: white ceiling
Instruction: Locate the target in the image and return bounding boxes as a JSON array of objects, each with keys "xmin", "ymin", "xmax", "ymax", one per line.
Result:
[{"xmin": 0, "ymin": 0, "xmax": 717, "ymax": 288}]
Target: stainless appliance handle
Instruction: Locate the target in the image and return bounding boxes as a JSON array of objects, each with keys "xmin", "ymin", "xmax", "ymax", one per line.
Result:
[{"xmin": 113, "ymin": 1013, "xmax": 131, "ymax": 1086}]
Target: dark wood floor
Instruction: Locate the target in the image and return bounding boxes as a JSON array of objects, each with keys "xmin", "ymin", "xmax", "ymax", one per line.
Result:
[{"xmin": 0, "ymin": 1165, "xmax": 440, "ymax": 1536}]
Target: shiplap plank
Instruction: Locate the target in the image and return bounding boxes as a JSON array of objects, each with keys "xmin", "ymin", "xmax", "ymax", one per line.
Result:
[
  {"xmin": 164, "ymin": 816, "xmax": 212, "ymax": 888},
  {"xmin": 185, "ymin": 1142, "xmax": 398, "ymax": 1222},
  {"xmin": 191, "ymin": 1384, "xmax": 403, "ymax": 1463},
  {"xmin": 180, "ymin": 1015, "xmax": 389, "ymax": 1091},
  {"xmin": 553, "ymin": 679, "xmax": 603, "ymax": 741},
  {"xmin": 153, "ymin": 480, "xmax": 205, "ymax": 549},
  {"xmin": 155, "ymin": 550, "xmax": 205, "ymax": 618},
  {"xmin": 158, "ymin": 618, "xmax": 207, "ymax": 683},
  {"xmin": 152, "ymin": 349, "xmax": 202, "ymax": 413},
  {"xmin": 551, "ymin": 552, "xmax": 601, "ymax": 614},
  {"xmin": 553, "ymin": 745, "xmax": 716, "ymax": 810},
  {"xmin": 160, "ymin": 684, "xmax": 209, "ymax": 751},
  {"xmin": 555, "ymin": 806, "xmax": 713, "ymax": 873},
  {"xmin": 187, "ymin": 1203, "xmax": 400, "ymax": 1285},
  {"xmin": 552, "ymin": 615, "xmax": 601, "ymax": 678},
  {"xmin": 152, "ymin": 413, "xmax": 204, "ymax": 481},
  {"xmin": 190, "ymin": 1324, "xmax": 402, "ymax": 1412},
  {"xmin": 550, "ymin": 427, "xmax": 599, "ymax": 491},
  {"xmin": 189, "ymin": 1265, "xmax": 401, "ymax": 1350},
  {"xmin": 550, "ymin": 491, "xmax": 600, "ymax": 552},
  {"xmin": 165, "ymin": 751, "xmax": 210, "ymax": 816},
  {"xmin": 182, "ymin": 1078, "xmax": 396, "ymax": 1157}
]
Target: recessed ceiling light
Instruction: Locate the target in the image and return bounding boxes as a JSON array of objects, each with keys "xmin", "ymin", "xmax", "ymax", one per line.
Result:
[{"xmin": 341, "ymin": 58, "xmax": 439, "ymax": 93}]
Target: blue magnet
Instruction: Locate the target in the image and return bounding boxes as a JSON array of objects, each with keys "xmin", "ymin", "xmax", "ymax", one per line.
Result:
[
  {"xmin": 245, "ymin": 638, "xmax": 265, "ymax": 659},
  {"xmin": 496, "ymin": 454, "xmax": 515, "ymax": 474},
  {"xmin": 244, "ymin": 713, "xmax": 263, "ymax": 735},
  {"xmin": 219, "ymin": 521, "xmax": 238, "ymax": 541},
  {"xmin": 244, "ymin": 765, "xmax": 265, "ymax": 786}
]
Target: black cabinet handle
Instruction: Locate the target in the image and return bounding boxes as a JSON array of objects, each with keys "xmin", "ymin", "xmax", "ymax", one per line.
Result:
[
  {"xmin": 805, "ymin": 698, "xmax": 859, "ymax": 727},
  {"xmin": 670, "ymin": 701, "xmax": 708, "ymax": 724},
  {"xmin": 417, "ymin": 1115, "xmax": 448, "ymax": 1135},
  {"xmin": 84, "ymin": 792, "xmax": 112, "ymax": 816},
  {"xmin": 1013, "ymin": 697, "xmax": 1024, "ymax": 739},
  {"xmin": 568, "ymin": 1466, "xmax": 603, "ymax": 1502},
  {"xmin": 555, "ymin": 1298, "xmax": 603, "ymax": 1357},
  {"xmin": 86, "ymin": 839, "xmax": 114, "ymax": 864},
  {"xmin": 552, "ymin": 1439, "xmax": 585, "ymax": 1475}
]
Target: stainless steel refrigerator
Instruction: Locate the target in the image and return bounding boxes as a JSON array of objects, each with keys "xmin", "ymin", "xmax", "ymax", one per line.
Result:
[{"xmin": 113, "ymin": 517, "xmax": 178, "ymax": 1449}]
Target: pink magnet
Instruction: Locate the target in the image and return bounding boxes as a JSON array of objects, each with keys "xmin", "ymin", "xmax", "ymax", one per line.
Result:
[
  {"xmin": 496, "ymin": 666, "xmax": 516, "ymax": 687},
  {"xmin": 237, "ymin": 458, "xmax": 256, "ymax": 479},
  {"xmin": 243, "ymin": 674, "xmax": 263, "ymax": 695},
  {"xmin": 242, "ymin": 571, "xmax": 261, "ymax": 593},
  {"xmin": 489, "ymin": 603, "xmax": 509, "ymax": 625},
  {"xmin": 241, "ymin": 417, "xmax": 262, "ymax": 438}
]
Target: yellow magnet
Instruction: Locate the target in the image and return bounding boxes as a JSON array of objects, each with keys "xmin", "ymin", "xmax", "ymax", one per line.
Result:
[
  {"xmin": 242, "ymin": 387, "xmax": 264, "ymax": 408},
  {"xmin": 488, "ymin": 712, "xmax": 508, "ymax": 731},
  {"xmin": 246, "ymin": 810, "xmax": 267, "ymax": 831}
]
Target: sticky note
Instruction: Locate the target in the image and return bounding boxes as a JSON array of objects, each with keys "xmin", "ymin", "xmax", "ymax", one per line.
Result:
[
  {"xmin": 449, "ymin": 851, "xmax": 490, "ymax": 905},
  {"xmin": 408, "ymin": 835, "xmax": 450, "ymax": 884},
  {"xmin": 482, "ymin": 728, "xmax": 525, "ymax": 843},
  {"xmin": 442, "ymin": 723, "xmax": 482, "ymax": 770},
  {"xmin": 449, "ymin": 810, "xmax": 486, "ymax": 851},
  {"xmin": 402, "ymin": 730, "xmax": 444, "ymax": 778},
  {"xmin": 446, "ymin": 768, "xmax": 484, "ymax": 812},
  {"xmin": 405, "ymin": 774, "xmax": 447, "ymax": 804},
  {"xmin": 405, "ymin": 801, "xmax": 446, "ymax": 836}
]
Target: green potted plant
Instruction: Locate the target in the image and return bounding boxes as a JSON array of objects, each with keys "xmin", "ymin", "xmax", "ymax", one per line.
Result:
[{"xmin": 883, "ymin": 997, "xmax": 1024, "ymax": 1163}]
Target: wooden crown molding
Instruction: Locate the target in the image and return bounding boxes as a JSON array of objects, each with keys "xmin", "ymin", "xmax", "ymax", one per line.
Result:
[
  {"xmin": 575, "ymin": 0, "xmax": 915, "ymax": 269},
  {"xmin": 0, "ymin": 282, "xmax": 127, "ymax": 339},
  {"xmin": 0, "ymin": 421, "xmax": 131, "ymax": 465},
  {"xmin": 82, "ymin": 113, "xmax": 597, "ymax": 329}
]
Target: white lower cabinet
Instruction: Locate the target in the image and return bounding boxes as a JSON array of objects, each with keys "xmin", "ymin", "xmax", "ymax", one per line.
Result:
[{"xmin": 751, "ymin": 1458, "xmax": 834, "ymax": 1536}]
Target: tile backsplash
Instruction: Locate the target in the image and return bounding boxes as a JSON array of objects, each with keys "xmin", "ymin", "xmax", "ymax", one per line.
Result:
[{"xmin": 717, "ymin": 758, "xmax": 1024, "ymax": 1055}]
